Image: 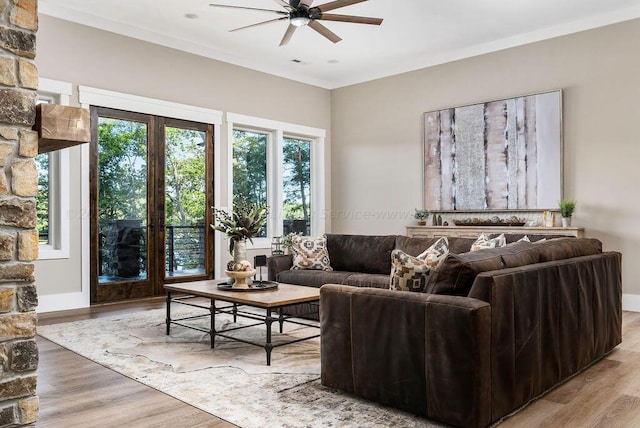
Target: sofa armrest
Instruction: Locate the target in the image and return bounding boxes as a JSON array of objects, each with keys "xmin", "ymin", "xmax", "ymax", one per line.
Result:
[
  {"xmin": 267, "ymin": 255, "xmax": 293, "ymax": 281},
  {"xmin": 320, "ymin": 284, "xmax": 491, "ymax": 428}
]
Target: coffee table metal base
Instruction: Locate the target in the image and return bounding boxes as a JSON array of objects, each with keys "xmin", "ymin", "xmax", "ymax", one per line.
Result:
[{"xmin": 166, "ymin": 292, "xmax": 319, "ymax": 365}]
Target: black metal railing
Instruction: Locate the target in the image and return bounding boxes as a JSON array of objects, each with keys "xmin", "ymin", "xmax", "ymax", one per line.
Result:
[
  {"xmin": 165, "ymin": 224, "xmax": 206, "ymax": 273},
  {"xmin": 283, "ymin": 219, "xmax": 310, "ymax": 236}
]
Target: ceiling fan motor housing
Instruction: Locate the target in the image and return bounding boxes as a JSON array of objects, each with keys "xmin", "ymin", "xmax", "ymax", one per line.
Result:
[{"xmin": 308, "ymin": 7, "xmax": 323, "ymax": 20}]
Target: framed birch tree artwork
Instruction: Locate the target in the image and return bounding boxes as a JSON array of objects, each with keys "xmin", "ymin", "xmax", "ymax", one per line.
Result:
[{"xmin": 424, "ymin": 90, "xmax": 562, "ymax": 211}]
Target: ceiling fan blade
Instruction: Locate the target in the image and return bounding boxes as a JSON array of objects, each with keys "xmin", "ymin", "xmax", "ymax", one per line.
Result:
[
  {"xmin": 318, "ymin": 13, "xmax": 382, "ymax": 25},
  {"xmin": 279, "ymin": 24, "xmax": 298, "ymax": 46},
  {"xmin": 308, "ymin": 20, "xmax": 342, "ymax": 43},
  {"xmin": 274, "ymin": 0, "xmax": 293, "ymax": 9},
  {"xmin": 209, "ymin": 4, "xmax": 287, "ymax": 14},
  {"xmin": 230, "ymin": 17, "xmax": 288, "ymax": 32},
  {"xmin": 289, "ymin": 0, "xmax": 315, "ymax": 7},
  {"xmin": 317, "ymin": 0, "xmax": 366, "ymax": 13}
]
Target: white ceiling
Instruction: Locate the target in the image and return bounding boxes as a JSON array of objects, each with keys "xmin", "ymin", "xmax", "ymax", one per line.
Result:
[{"xmin": 39, "ymin": 0, "xmax": 640, "ymax": 89}]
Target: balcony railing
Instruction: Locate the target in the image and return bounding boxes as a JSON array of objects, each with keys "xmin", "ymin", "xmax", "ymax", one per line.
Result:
[{"xmin": 165, "ymin": 224, "xmax": 206, "ymax": 274}]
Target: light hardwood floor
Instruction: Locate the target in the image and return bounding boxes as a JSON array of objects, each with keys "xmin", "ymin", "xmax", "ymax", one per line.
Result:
[
  {"xmin": 37, "ymin": 300, "xmax": 640, "ymax": 427},
  {"xmin": 37, "ymin": 298, "xmax": 235, "ymax": 428}
]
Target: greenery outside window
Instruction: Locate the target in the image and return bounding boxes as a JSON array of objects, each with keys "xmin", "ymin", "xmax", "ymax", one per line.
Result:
[
  {"xmin": 226, "ymin": 113, "xmax": 325, "ymax": 249},
  {"xmin": 232, "ymin": 129, "xmax": 268, "ymax": 238}
]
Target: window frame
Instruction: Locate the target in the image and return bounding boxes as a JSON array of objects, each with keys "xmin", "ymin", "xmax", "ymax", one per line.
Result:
[
  {"xmin": 225, "ymin": 113, "xmax": 326, "ymax": 250},
  {"xmin": 37, "ymin": 78, "xmax": 72, "ymax": 260}
]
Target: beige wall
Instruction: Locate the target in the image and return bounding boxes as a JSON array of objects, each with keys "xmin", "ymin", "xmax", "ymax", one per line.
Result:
[
  {"xmin": 331, "ymin": 19, "xmax": 640, "ymax": 296},
  {"xmin": 34, "ymin": 14, "xmax": 640, "ymax": 305},
  {"xmin": 34, "ymin": 15, "xmax": 331, "ymax": 304}
]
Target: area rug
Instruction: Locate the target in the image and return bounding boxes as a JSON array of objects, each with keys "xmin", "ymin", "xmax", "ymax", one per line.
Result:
[{"xmin": 38, "ymin": 306, "xmax": 442, "ymax": 428}]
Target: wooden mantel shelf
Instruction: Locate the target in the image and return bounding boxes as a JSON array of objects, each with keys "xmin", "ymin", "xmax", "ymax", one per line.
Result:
[
  {"xmin": 35, "ymin": 104, "xmax": 91, "ymax": 154},
  {"xmin": 406, "ymin": 225, "xmax": 584, "ymax": 238}
]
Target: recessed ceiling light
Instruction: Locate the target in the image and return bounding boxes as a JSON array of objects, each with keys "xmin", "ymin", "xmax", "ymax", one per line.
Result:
[
  {"xmin": 291, "ymin": 59, "xmax": 302, "ymax": 63},
  {"xmin": 328, "ymin": 59, "xmax": 339, "ymax": 64},
  {"xmin": 184, "ymin": 13, "xmax": 199, "ymax": 19}
]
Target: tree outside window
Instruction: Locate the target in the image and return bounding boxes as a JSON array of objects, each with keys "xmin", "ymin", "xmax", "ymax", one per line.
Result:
[
  {"xmin": 35, "ymin": 153, "xmax": 49, "ymax": 243},
  {"xmin": 232, "ymin": 129, "xmax": 267, "ymax": 237},
  {"xmin": 283, "ymin": 137, "xmax": 311, "ymax": 236}
]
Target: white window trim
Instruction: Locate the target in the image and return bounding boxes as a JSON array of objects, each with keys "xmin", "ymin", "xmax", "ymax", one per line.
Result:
[
  {"xmin": 37, "ymin": 78, "xmax": 72, "ymax": 260},
  {"xmin": 225, "ymin": 112, "xmax": 326, "ymax": 253},
  {"xmin": 78, "ymin": 86, "xmax": 223, "ymax": 125}
]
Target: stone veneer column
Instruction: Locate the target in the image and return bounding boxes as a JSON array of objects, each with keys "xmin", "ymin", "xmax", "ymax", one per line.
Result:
[{"xmin": 0, "ymin": 0, "xmax": 39, "ymax": 426}]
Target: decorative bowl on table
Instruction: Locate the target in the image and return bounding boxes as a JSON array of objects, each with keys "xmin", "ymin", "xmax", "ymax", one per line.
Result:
[{"xmin": 224, "ymin": 269, "xmax": 257, "ymax": 289}]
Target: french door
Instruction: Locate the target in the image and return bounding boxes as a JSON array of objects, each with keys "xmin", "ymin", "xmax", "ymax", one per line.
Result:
[{"xmin": 90, "ymin": 107, "xmax": 214, "ymax": 304}]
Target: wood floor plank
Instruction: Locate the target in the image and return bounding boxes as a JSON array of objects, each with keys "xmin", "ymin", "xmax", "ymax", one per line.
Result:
[
  {"xmin": 37, "ymin": 336, "xmax": 234, "ymax": 428},
  {"xmin": 591, "ymin": 394, "xmax": 640, "ymax": 428}
]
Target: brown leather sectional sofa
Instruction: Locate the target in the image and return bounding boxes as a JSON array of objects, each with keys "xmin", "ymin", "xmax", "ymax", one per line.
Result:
[{"xmin": 269, "ymin": 233, "xmax": 622, "ymax": 427}]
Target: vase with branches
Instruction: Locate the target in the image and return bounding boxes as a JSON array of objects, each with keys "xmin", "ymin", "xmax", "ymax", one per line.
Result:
[{"xmin": 211, "ymin": 195, "xmax": 269, "ymax": 263}]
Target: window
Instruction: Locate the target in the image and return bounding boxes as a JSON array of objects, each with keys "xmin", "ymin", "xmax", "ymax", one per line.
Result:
[
  {"xmin": 37, "ymin": 78, "xmax": 71, "ymax": 259},
  {"xmin": 282, "ymin": 137, "xmax": 311, "ymax": 236},
  {"xmin": 232, "ymin": 129, "xmax": 268, "ymax": 237},
  {"xmin": 226, "ymin": 113, "xmax": 325, "ymax": 248}
]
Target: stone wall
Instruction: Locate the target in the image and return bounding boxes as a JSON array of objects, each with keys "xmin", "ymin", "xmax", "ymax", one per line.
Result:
[{"xmin": 0, "ymin": 0, "xmax": 39, "ymax": 426}]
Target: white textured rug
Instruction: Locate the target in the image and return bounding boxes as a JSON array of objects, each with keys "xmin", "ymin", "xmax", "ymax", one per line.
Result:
[{"xmin": 38, "ymin": 306, "xmax": 441, "ymax": 427}]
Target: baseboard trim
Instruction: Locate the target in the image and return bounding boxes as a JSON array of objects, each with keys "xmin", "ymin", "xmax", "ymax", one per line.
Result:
[
  {"xmin": 623, "ymin": 294, "xmax": 640, "ymax": 312},
  {"xmin": 37, "ymin": 291, "xmax": 89, "ymax": 313}
]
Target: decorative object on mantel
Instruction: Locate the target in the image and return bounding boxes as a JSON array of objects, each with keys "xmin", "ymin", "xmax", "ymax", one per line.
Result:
[
  {"xmin": 35, "ymin": 104, "xmax": 91, "ymax": 153},
  {"xmin": 453, "ymin": 216, "xmax": 526, "ymax": 227},
  {"xmin": 543, "ymin": 210, "xmax": 555, "ymax": 227},
  {"xmin": 559, "ymin": 200, "xmax": 577, "ymax": 227},
  {"xmin": 414, "ymin": 209, "xmax": 430, "ymax": 226}
]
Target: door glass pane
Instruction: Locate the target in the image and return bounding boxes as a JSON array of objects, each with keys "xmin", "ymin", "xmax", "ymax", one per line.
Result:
[
  {"xmin": 283, "ymin": 137, "xmax": 311, "ymax": 236},
  {"xmin": 232, "ymin": 129, "xmax": 267, "ymax": 237},
  {"xmin": 97, "ymin": 118, "xmax": 148, "ymax": 283},
  {"xmin": 165, "ymin": 127, "xmax": 206, "ymax": 277}
]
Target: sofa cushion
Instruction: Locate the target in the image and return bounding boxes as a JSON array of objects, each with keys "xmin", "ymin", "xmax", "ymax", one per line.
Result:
[
  {"xmin": 426, "ymin": 248, "xmax": 506, "ymax": 296},
  {"xmin": 500, "ymin": 241, "xmax": 542, "ymax": 268},
  {"xmin": 447, "ymin": 237, "xmax": 478, "ymax": 254},
  {"xmin": 395, "ymin": 235, "xmax": 476, "ymax": 255},
  {"xmin": 326, "ymin": 234, "xmax": 397, "ymax": 275},
  {"xmin": 394, "ymin": 236, "xmax": 439, "ymax": 256},
  {"xmin": 417, "ymin": 237, "xmax": 450, "ymax": 261},
  {"xmin": 389, "ymin": 250, "xmax": 434, "ymax": 292},
  {"xmin": 471, "ymin": 233, "xmax": 506, "ymax": 252},
  {"xmin": 390, "ymin": 238, "xmax": 449, "ymax": 292},
  {"xmin": 291, "ymin": 235, "xmax": 332, "ymax": 271},
  {"xmin": 342, "ymin": 273, "xmax": 390, "ymax": 289},
  {"xmin": 501, "ymin": 233, "xmax": 568, "ymax": 243},
  {"xmin": 535, "ymin": 237, "xmax": 602, "ymax": 262},
  {"xmin": 277, "ymin": 269, "xmax": 352, "ymax": 288}
]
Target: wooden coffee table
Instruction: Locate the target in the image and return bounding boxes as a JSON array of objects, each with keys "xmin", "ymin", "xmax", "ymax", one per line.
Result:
[{"xmin": 165, "ymin": 280, "xmax": 320, "ymax": 365}]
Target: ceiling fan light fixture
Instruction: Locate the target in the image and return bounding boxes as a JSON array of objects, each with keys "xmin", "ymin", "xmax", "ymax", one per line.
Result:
[{"xmin": 291, "ymin": 16, "xmax": 311, "ymax": 26}]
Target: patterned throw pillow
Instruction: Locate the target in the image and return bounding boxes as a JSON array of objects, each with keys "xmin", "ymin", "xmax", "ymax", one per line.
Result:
[
  {"xmin": 470, "ymin": 233, "xmax": 506, "ymax": 252},
  {"xmin": 390, "ymin": 237, "xmax": 449, "ymax": 292},
  {"xmin": 291, "ymin": 235, "xmax": 333, "ymax": 271}
]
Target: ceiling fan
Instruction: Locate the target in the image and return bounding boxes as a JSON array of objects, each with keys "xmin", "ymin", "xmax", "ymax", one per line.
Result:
[{"xmin": 209, "ymin": 0, "xmax": 383, "ymax": 46}]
